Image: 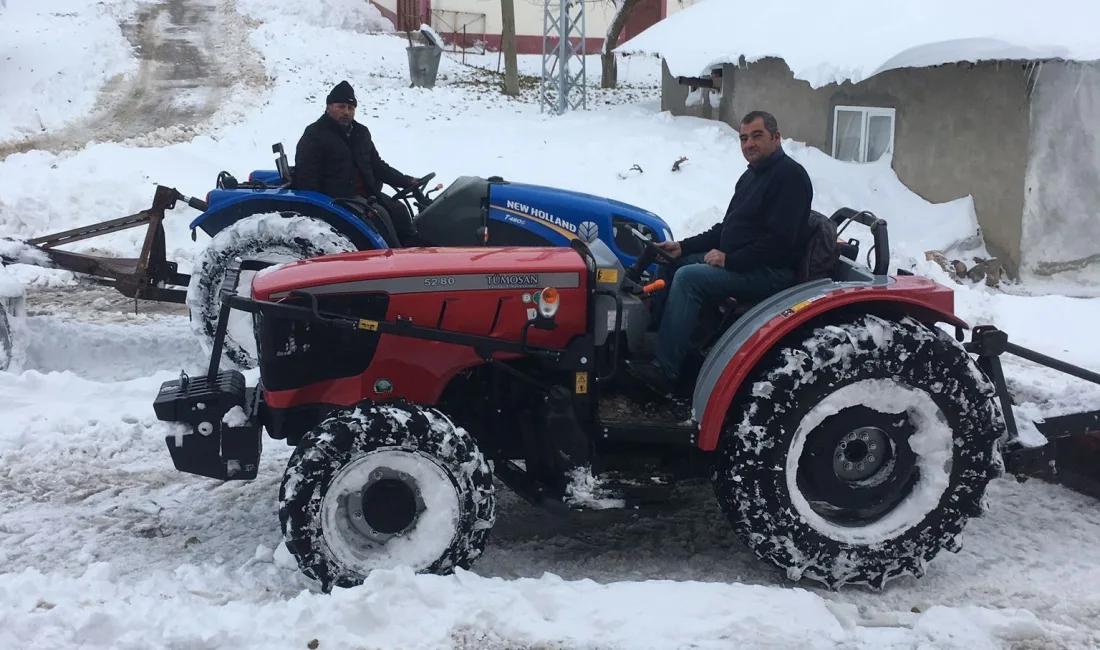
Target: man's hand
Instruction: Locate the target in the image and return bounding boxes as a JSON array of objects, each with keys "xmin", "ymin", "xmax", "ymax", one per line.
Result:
[
  {"xmin": 704, "ymin": 249, "xmax": 726, "ymax": 268},
  {"xmin": 656, "ymin": 240, "xmax": 682, "ymax": 259},
  {"xmin": 404, "ymin": 175, "xmax": 418, "ymax": 188}
]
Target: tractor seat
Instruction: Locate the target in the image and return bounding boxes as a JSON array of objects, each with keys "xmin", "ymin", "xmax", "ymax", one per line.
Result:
[{"xmin": 713, "ymin": 210, "xmax": 849, "ymax": 320}]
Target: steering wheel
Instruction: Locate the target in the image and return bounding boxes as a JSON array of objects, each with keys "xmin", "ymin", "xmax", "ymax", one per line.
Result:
[
  {"xmin": 625, "ymin": 225, "xmax": 681, "ymax": 284},
  {"xmin": 392, "ymin": 172, "xmax": 437, "ymax": 202}
]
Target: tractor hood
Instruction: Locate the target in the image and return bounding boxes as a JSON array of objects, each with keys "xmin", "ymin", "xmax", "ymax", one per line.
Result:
[
  {"xmin": 251, "ymin": 246, "xmax": 588, "ymax": 300},
  {"xmin": 489, "ymin": 181, "xmax": 673, "ymax": 241}
]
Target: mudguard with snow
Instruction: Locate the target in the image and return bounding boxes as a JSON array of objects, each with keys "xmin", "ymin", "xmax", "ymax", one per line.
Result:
[{"xmin": 188, "ymin": 187, "xmax": 391, "ymax": 251}]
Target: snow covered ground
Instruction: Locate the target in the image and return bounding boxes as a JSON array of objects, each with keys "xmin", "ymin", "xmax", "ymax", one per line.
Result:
[
  {"xmin": 0, "ymin": 0, "xmax": 140, "ymax": 143},
  {"xmin": 3, "ymin": 0, "xmax": 1100, "ymax": 647}
]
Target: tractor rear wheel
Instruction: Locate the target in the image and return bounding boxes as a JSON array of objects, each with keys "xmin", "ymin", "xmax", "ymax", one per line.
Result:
[
  {"xmin": 186, "ymin": 213, "xmax": 357, "ymax": 369},
  {"xmin": 711, "ymin": 313, "xmax": 1004, "ymax": 590},
  {"xmin": 278, "ymin": 400, "xmax": 496, "ymax": 592}
]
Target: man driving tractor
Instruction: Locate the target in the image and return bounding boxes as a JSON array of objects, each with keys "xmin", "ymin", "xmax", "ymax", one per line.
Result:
[
  {"xmin": 627, "ymin": 110, "xmax": 815, "ymax": 397},
  {"xmin": 292, "ymin": 80, "xmax": 424, "ymax": 247}
]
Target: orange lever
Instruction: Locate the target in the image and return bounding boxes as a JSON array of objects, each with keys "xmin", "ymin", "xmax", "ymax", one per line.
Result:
[{"xmin": 642, "ymin": 279, "xmax": 666, "ymax": 293}]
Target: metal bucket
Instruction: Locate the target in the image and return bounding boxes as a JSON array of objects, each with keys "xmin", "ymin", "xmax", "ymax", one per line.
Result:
[{"xmin": 407, "ymin": 45, "xmax": 442, "ymax": 89}]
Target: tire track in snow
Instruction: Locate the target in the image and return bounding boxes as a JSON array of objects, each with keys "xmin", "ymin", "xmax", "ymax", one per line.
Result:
[
  {"xmin": 0, "ymin": 0, "xmax": 268, "ymax": 157},
  {"xmin": 16, "ymin": 281, "xmax": 200, "ymax": 381}
]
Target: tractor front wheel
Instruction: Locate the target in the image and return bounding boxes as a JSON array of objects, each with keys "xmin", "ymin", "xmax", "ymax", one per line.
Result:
[
  {"xmin": 278, "ymin": 400, "xmax": 497, "ymax": 592},
  {"xmin": 186, "ymin": 213, "xmax": 357, "ymax": 369},
  {"xmin": 712, "ymin": 314, "xmax": 1005, "ymax": 590}
]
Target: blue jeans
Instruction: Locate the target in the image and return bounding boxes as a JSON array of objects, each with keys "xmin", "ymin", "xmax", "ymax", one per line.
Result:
[{"xmin": 651, "ymin": 253, "xmax": 794, "ymax": 377}]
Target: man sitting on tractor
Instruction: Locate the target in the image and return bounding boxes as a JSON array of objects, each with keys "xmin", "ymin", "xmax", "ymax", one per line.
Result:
[
  {"xmin": 292, "ymin": 80, "xmax": 424, "ymax": 246},
  {"xmin": 627, "ymin": 110, "xmax": 815, "ymax": 396}
]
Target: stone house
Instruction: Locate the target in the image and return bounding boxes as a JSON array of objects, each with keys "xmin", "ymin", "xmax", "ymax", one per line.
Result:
[{"xmin": 617, "ymin": 0, "xmax": 1100, "ymax": 278}]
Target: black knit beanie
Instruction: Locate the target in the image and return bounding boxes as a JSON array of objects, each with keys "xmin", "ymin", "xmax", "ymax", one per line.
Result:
[{"xmin": 326, "ymin": 80, "xmax": 357, "ymax": 106}]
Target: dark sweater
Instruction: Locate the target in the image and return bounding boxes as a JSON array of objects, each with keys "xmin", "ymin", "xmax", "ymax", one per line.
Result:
[
  {"xmin": 291, "ymin": 114, "xmax": 408, "ymax": 199},
  {"xmin": 680, "ymin": 148, "xmax": 814, "ymax": 272}
]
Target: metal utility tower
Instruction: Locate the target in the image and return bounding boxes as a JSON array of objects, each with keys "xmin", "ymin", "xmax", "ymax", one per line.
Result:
[{"xmin": 539, "ymin": 0, "xmax": 587, "ymax": 114}]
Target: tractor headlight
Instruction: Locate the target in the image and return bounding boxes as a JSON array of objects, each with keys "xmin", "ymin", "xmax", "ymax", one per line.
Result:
[{"xmin": 536, "ymin": 287, "xmax": 560, "ymax": 318}]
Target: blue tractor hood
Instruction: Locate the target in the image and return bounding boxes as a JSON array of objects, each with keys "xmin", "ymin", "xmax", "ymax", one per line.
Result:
[{"xmin": 486, "ymin": 180, "xmax": 675, "ymax": 256}]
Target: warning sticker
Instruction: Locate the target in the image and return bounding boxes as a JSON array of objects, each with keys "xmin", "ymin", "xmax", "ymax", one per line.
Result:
[{"xmin": 596, "ymin": 268, "xmax": 619, "ymax": 284}]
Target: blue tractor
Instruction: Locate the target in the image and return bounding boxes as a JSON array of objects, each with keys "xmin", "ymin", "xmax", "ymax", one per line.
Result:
[
  {"xmin": 2, "ymin": 142, "xmax": 674, "ymax": 367},
  {"xmin": 180, "ymin": 143, "xmax": 676, "ymax": 368}
]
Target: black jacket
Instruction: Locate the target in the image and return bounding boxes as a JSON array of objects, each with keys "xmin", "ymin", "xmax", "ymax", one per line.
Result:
[
  {"xmin": 291, "ymin": 114, "xmax": 408, "ymax": 199},
  {"xmin": 680, "ymin": 148, "xmax": 814, "ymax": 272}
]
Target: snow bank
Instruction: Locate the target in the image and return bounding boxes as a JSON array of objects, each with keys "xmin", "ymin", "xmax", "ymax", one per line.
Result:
[
  {"xmin": 0, "ymin": 564, "xmax": 1058, "ymax": 649},
  {"xmin": 783, "ymin": 141, "xmax": 981, "ymax": 259},
  {"xmin": 0, "ymin": 263, "xmax": 24, "ymax": 299},
  {"xmin": 615, "ymin": 0, "xmax": 1100, "ymax": 85},
  {"xmin": 0, "ymin": 0, "xmax": 139, "ymax": 142}
]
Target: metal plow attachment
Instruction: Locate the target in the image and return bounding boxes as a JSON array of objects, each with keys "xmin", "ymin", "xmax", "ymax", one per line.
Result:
[
  {"xmin": 0, "ymin": 185, "xmax": 207, "ymax": 303},
  {"xmin": 967, "ymin": 325, "xmax": 1100, "ymax": 499}
]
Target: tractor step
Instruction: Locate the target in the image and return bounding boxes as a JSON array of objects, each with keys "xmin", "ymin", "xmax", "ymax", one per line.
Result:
[{"xmin": 597, "ymin": 394, "xmax": 698, "ymax": 446}]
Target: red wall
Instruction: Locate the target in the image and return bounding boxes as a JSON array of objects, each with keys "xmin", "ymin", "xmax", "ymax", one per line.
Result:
[{"xmin": 620, "ymin": 0, "xmax": 662, "ymax": 44}]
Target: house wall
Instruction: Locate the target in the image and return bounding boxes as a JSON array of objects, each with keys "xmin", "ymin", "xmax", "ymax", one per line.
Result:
[
  {"xmin": 662, "ymin": 57, "xmax": 1033, "ymax": 271},
  {"xmin": 432, "ymin": 0, "xmax": 614, "ymax": 52},
  {"xmin": 374, "ymin": 0, "xmax": 639, "ymax": 54},
  {"xmin": 1020, "ymin": 60, "xmax": 1100, "ymax": 276}
]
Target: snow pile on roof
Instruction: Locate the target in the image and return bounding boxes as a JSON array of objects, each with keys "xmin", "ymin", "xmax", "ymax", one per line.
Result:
[{"xmin": 616, "ymin": 0, "xmax": 1100, "ymax": 87}]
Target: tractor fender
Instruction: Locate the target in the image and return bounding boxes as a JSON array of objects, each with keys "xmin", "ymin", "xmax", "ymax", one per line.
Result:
[
  {"xmin": 189, "ymin": 190, "xmax": 388, "ymax": 251},
  {"xmin": 691, "ymin": 275, "xmax": 969, "ymax": 451}
]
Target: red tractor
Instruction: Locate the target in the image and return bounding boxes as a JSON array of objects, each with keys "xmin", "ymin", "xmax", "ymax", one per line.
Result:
[{"xmin": 153, "ymin": 207, "xmax": 1100, "ymax": 593}]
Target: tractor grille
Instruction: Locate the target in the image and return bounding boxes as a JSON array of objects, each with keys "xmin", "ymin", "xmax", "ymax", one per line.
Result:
[{"xmin": 254, "ymin": 292, "xmax": 390, "ymax": 392}]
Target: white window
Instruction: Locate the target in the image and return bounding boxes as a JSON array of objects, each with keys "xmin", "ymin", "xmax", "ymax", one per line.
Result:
[{"xmin": 831, "ymin": 105, "xmax": 896, "ymax": 163}]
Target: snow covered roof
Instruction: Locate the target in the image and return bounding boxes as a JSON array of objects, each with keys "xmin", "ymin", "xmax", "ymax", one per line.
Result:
[{"xmin": 615, "ymin": 0, "xmax": 1100, "ymax": 88}]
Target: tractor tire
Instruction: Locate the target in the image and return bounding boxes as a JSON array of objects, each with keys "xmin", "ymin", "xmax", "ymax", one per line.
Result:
[
  {"xmin": 186, "ymin": 213, "xmax": 357, "ymax": 369},
  {"xmin": 278, "ymin": 400, "xmax": 496, "ymax": 592},
  {"xmin": 711, "ymin": 313, "xmax": 1005, "ymax": 590}
]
